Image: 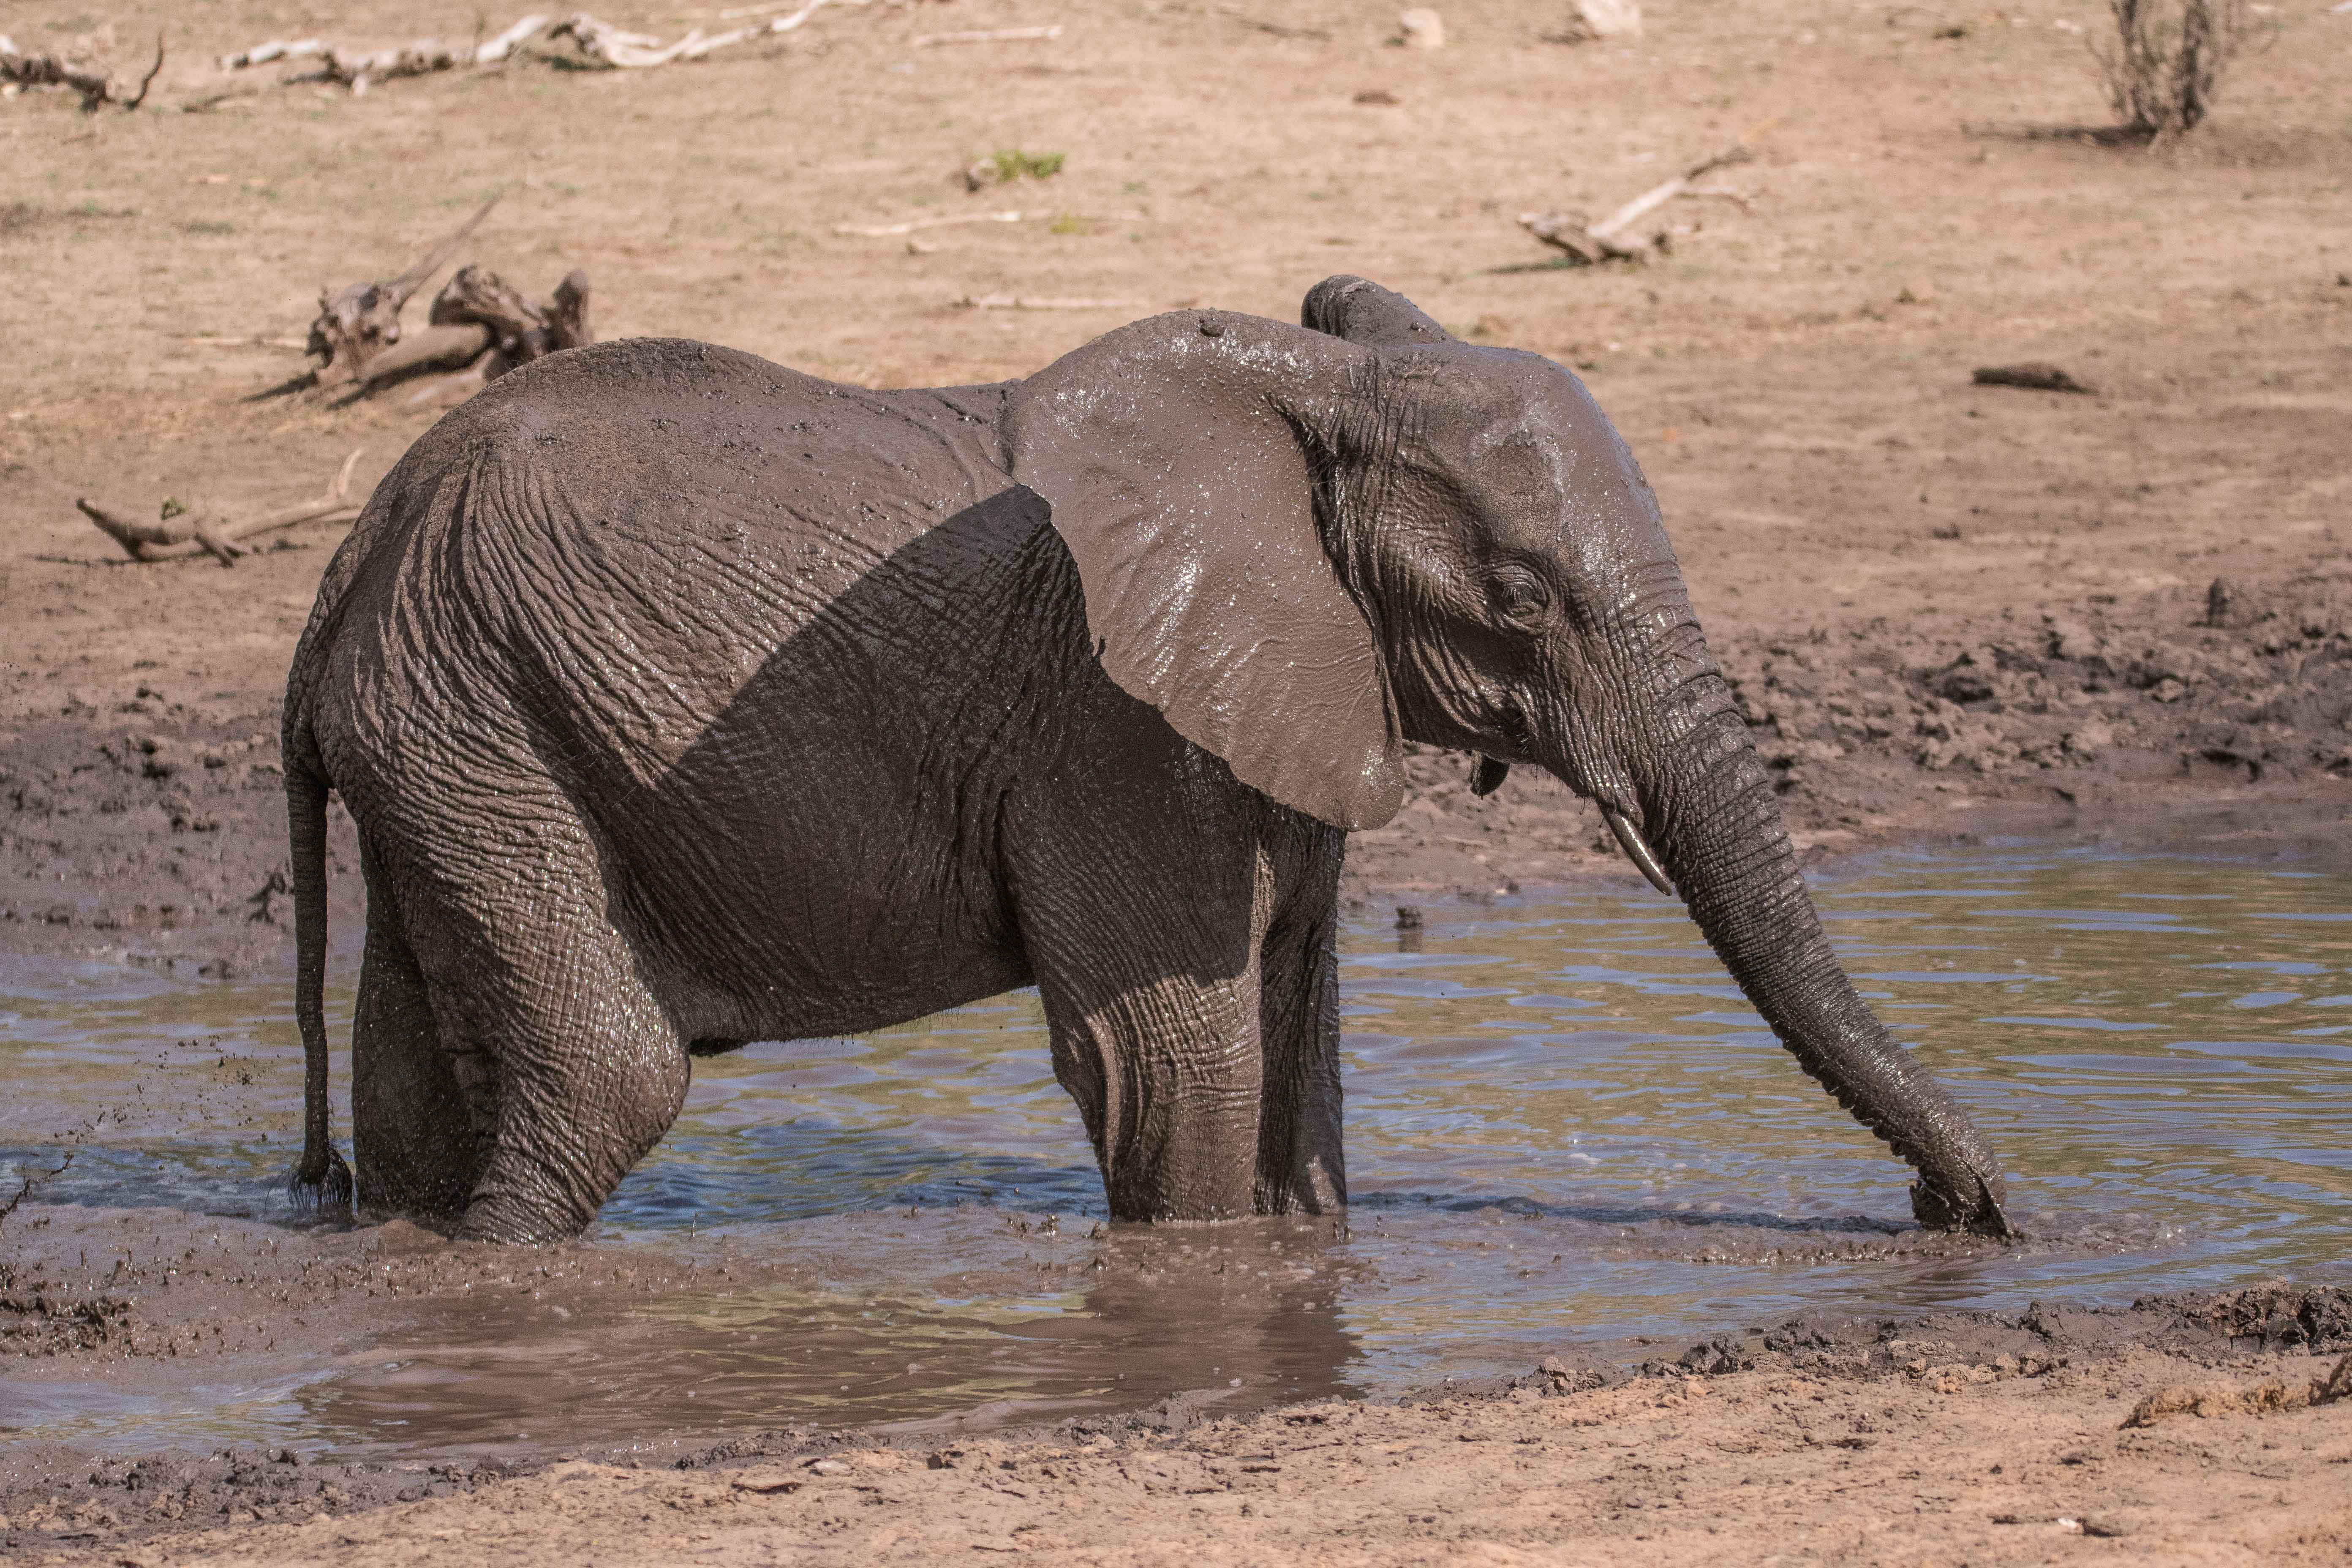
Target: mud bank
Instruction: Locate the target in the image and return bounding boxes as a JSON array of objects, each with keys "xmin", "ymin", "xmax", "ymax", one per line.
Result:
[{"xmin": 1, "ymin": 1208, "xmax": 2343, "ymax": 1566}]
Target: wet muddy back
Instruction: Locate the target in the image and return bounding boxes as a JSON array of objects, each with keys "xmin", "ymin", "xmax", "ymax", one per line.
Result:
[{"xmin": 3, "ymin": 844, "xmax": 2348, "ymax": 1460}]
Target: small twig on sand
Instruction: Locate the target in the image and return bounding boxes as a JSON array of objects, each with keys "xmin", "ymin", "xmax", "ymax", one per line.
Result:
[
  {"xmin": 76, "ymin": 450, "xmax": 366, "ymax": 566},
  {"xmin": 0, "ymin": 1150, "xmax": 75, "ymax": 1235},
  {"xmin": 1588, "ymin": 144, "xmax": 1755, "ymax": 239},
  {"xmin": 0, "ymin": 1114, "xmax": 106, "ymax": 1234},
  {"xmin": 914, "ymin": 26, "xmax": 1064, "ymax": 46},
  {"xmin": 181, "ymin": 334, "xmax": 314, "ymax": 351},
  {"xmin": 1519, "ymin": 122, "xmax": 1775, "ymax": 266},
  {"xmin": 1973, "ymin": 363, "xmax": 2098, "ymax": 395},
  {"xmin": 833, "ymin": 207, "xmax": 1142, "ymax": 238},
  {"xmin": 956, "ymin": 294, "xmax": 1133, "ymax": 310},
  {"xmin": 835, "ymin": 209, "xmax": 1027, "ymax": 237},
  {"xmin": 1215, "ymin": 7, "xmax": 1332, "ymax": 39}
]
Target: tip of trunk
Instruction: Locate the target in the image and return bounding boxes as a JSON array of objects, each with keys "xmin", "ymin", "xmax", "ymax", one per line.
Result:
[{"xmin": 1911, "ymin": 1171, "xmax": 2017, "ymax": 1239}]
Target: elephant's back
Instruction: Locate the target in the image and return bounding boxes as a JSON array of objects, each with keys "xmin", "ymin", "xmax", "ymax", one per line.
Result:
[
  {"xmin": 436, "ymin": 336, "xmax": 1022, "ymax": 584},
  {"xmin": 326, "ymin": 338, "xmax": 1050, "ymax": 773}
]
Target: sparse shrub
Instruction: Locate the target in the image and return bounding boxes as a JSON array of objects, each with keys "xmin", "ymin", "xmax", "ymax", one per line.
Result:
[
  {"xmin": 2093, "ymin": 0, "xmax": 2265, "ymax": 139},
  {"xmin": 965, "ymin": 148, "xmax": 1067, "ymax": 190},
  {"xmin": 988, "ymin": 148, "xmax": 1064, "ymax": 182}
]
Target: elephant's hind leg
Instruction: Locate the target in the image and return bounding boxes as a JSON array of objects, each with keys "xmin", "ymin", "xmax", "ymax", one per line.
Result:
[
  {"xmin": 351, "ymin": 851, "xmax": 490, "ymax": 1222},
  {"xmin": 380, "ymin": 811, "xmax": 692, "ymax": 1244},
  {"xmin": 424, "ymin": 916, "xmax": 690, "ymax": 1244}
]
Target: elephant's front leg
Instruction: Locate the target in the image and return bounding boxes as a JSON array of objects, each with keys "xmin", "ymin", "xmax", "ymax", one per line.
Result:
[
  {"xmin": 1036, "ymin": 970, "xmax": 1266, "ymax": 1221},
  {"xmin": 1252, "ymin": 812, "xmax": 1349, "ymax": 1215},
  {"xmin": 1018, "ymin": 792, "xmax": 1274, "ymax": 1222}
]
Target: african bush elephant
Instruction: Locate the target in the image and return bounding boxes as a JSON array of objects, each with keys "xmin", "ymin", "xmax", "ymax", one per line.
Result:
[{"xmin": 283, "ymin": 276, "xmax": 2013, "ymax": 1244}]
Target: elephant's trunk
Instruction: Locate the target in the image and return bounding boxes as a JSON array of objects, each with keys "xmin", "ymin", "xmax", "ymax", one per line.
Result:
[{"xmin": 1591, "ymin": 626, "xmax": 2014, "ymax": 1237}]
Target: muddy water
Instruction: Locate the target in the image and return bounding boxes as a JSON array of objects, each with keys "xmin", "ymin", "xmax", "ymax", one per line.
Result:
[{"xmin": 3, "ymin": 845, "xmax": 2348, "ymax": 1459}]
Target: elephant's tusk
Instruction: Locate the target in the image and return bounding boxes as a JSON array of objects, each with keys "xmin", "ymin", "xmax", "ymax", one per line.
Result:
[{"xmin": 1603, "ymin": 808, "xmax": 1675, "ymax": 896}]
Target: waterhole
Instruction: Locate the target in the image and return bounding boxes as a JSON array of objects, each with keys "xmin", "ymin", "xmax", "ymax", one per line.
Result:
[{"xmin": 3, "ymin": 844, "xmax": 2346, "ymax": 1459}]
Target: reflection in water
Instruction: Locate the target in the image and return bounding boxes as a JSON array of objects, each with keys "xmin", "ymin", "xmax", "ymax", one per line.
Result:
[
  {"xmin": 281, "ymin": 1221, "xmax": 1368, "ymax": 1458},
  {"xmin": 3, "ymin": 844, "xmax": 2349, "ymax": 1458}
]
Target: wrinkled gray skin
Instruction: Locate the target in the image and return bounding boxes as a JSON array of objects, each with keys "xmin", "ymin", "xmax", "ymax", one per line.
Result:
[{"xmin": 283, "ymin": 277, "xmax": 2012, "ymax": 1244}]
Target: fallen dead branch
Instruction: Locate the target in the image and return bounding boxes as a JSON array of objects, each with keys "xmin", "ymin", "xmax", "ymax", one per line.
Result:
[
  {"xmin": 215, "ymin": 3, "xmax": 861, "ymax": 93},
  {"xmin": 550, "ymin": 0, "xmax": 867, "ymax": 68},
  {"xmin": 219, "ymin": 17, "xmax": 550, "ymax": 93},
  {"xmin": 914, "ymin": 26, "xmax": 1064, "ymax": 46},
  {"xmin": 1, "ymin": 30, "xmax": 163, "ymax": 111},
  {"xmin": 76, "ymin": 451, "xmax": 366, "ymax": 566},
  {"xmin": 428, "ymin": 263, "xmax": 593, "ymax": 364},
  {"xmin": 354, "ymin": 322, "xmax": 495, "ymax": 388},
  {"xmin": 217, "ymin": 39, "xmax": 329, "ymax": 71},
  {"xmin": 1519, "ymin": 126, "xmax": 1771, "ymax": 267}
]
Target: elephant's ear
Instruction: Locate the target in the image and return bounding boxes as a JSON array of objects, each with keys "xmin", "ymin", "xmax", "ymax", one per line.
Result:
[
  {"xmin": 1305, "ymin": 279, "xmax": 1524, "ymax": 798},
  {"xmin": 1003, "ymin": 309, "xmax": 1403, "ymax": 831},
  {"xmin": 1301, "ymin": 275, "xmax": 1457, "ymax": 348}
]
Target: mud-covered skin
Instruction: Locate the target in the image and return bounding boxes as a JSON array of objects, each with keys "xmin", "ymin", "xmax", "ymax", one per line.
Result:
[{"xmin": 283, "ymin": 278, "xmax": 2007, "ymax": 1242}]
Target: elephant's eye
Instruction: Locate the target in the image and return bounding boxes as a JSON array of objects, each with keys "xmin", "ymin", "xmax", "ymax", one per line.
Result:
[{"xmin": 1492, "ymin": 572, "xmax": 1551, "ymax": 627}]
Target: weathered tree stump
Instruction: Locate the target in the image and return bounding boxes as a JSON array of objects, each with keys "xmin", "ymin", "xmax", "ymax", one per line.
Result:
[
  {"xmin": 426, "ymin": 264, "xmax": 595, "ymax": 375},
  {"xmin": 307, "ymin": 196, "xmax": 501, "ymax": 388}
]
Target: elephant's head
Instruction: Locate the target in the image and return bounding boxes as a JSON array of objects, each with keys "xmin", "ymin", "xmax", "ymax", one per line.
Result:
[{"xmin": 1002, "ymin": 277, "xmax": 2012, "ymax": 1237}]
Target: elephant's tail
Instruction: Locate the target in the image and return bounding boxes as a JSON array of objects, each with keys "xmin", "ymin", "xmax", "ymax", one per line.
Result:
[{"xmin": 285, "ymin": 722, "xmax": 353, "ymax": 1216}]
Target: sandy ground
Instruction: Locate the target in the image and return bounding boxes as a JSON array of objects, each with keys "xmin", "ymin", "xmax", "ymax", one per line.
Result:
[
  {"xmin": 90, "ymin": 1358, "xmax": 2346, "ymax": 1568},
  {"xmin": 5, "ymin": 0, "xmax": 2352, "ymax": 1558}
]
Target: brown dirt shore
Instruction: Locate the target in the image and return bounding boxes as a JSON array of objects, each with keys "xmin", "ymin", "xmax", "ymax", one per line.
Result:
[{"xmin": 4, "ymin": 0, "xmax": 2350, "ymax": 1560}]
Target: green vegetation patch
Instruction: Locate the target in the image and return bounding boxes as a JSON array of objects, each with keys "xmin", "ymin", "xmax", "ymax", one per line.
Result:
[{"xmin": 986, "ymin": 148, "xmax": 1065, "ymax": 182}]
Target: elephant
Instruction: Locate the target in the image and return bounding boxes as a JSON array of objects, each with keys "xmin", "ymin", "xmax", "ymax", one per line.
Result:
[{"xmin": 282, "ymin": 275, "xmax": 2014, "ymax": 1244}]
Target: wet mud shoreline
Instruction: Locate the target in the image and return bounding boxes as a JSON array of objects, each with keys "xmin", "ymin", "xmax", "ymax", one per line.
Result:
[{"xmin": 2, "ymin": 1200, "xmax": 2346, "ymax": 1565}]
